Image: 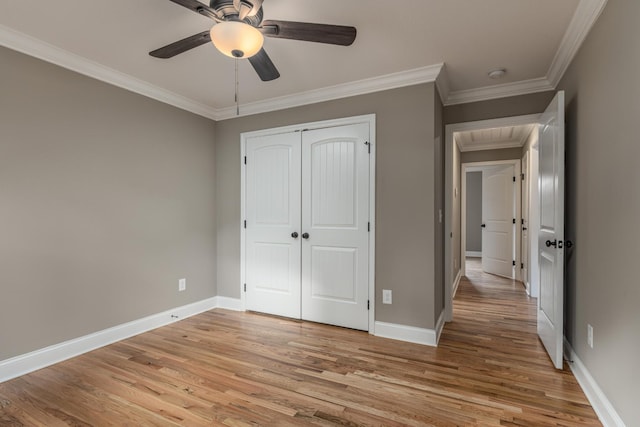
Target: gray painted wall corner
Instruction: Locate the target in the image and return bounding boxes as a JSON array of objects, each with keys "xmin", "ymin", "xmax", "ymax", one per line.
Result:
[{"xmin": 0, "ymin": 46, "xmax": 218, "ymax": 360}]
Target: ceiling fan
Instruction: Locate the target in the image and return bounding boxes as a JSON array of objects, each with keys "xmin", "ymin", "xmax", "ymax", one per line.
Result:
[{"xmin": 150, "ymin": 0, "xmax": 357, "ymax": 82}]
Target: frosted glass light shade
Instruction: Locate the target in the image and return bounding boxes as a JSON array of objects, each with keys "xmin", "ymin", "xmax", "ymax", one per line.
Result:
[{"xmin": 210, "ymin": 21, "xmax": 264, "ymax": 58}]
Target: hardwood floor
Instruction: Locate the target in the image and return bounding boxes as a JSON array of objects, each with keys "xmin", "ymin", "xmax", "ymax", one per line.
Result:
[{"xmin": 0, "ymin": 260, "xmax": 601, "ymax": 426}]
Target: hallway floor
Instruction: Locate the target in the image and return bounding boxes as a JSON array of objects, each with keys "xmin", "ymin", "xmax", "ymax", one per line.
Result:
[{"xmin": 438, "ymin": 257, "xmax": 601, "ymax": 425}]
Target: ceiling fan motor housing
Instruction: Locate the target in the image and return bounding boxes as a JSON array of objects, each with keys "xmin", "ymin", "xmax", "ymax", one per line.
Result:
[{"xmin": 210, "ymin": 0, "xmax": 264, "ymax": 26}]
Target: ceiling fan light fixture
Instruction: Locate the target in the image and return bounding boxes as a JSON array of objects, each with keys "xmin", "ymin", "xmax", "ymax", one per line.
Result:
[{"xmin": 210, "ymin": 21, "xmax": 264, "ymax": 58}]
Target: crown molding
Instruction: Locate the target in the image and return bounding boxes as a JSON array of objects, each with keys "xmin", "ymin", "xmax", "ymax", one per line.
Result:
[
  {"xmin": 0, "ymin": 24, "xmax": 219, "ymax": 120},
  {"xmin": 0, "ymin": 24, "xmax": 442, "ymax": 121},
  {"xmin": 435, "ymin": 63, "xmax": 451, "ymax": 103},
  {"xmin": 546, "ymin": 0, "xmax": 608, "ymax": 87},
  {"xmin": 2, "ymin": 0, "xmax": 606, "ymax": 118},
  {"xmin": 442, "ymin": 0, "xmax": 607, "ymax": 106},
  {"xmin": 215, "ymin": 64, "xmax": 444, "ymax": 120},
  {"xmin": 444, "ymin": 77, "xmax": 554, "ymax": 106}
]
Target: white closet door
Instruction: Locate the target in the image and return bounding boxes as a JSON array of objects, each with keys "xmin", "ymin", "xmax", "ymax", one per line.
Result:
[
  {"xmin": 301, "ymin": 123, "xmax": 370, "ymax": 331},
  {"xmin": 245, "ymin": 132, "xmax": 301, "ymax": 319},
  {"xmin": 482, "ymin": 164, "xmax": 515, "ymax": 278}
]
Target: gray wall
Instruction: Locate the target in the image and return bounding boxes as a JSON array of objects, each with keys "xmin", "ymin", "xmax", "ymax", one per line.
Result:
[
  {"xmin": 444, "ymin": 92, "xmax": 555, "ymax": 125},
  {"xmin": 461, "ymin": 147, "xmax": 523, "ymax": 163},
  {"xmin": 452, "ymin": 141, "xmax": 461, "ymax": 278},
  {"xmin": 215, "ymin": 84, "xmax": 441, "ymax": 329},
  {"xmin": 0, "ymin": 47, "xmax": 218, "ymax": 360},
  {"xmin": 434, "ymin": 89, "xmax": 445, "ymax": 320},
  {"xmin": 558, "ymin": 0, "xmax": 640, "ymax": 423},
  {"xmin": 465, "ymin": 172, "xmax": 482, "ymax": 252}
]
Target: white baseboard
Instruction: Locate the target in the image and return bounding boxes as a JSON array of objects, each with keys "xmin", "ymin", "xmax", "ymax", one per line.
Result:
[
  {"xmin": 374, "ymin": 321, "xmax": 439, "ymax": 347},
  {"xmin": 434, "ymin": 311, "xmax": 446, "ymax": 344},
  {"xmin": 465, "ymin": 251, "xmax": 482, "ymax": 258},
  {"xmin": 564, "ymin": 339, "xmax": 627, "ymax": 427},
  {"xmin": 0, "ymin": 297, "xmax": 219, "ymax": 383},
  {"xmin": 452, "ymin": 269, "xmax": 463, "ymax": 298},
  {"xmin": 215, "ymin": 296, "xmax": 243, "ymax": 311}
]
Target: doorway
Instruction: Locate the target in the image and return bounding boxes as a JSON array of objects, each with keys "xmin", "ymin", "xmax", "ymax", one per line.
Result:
[
  {"xmin": 461, "ymin": 160, "xmax": 521, "ymax": 281},
  {"xmin": 445, "ymin": 114, "xmax": 541, "ymax": 322}
]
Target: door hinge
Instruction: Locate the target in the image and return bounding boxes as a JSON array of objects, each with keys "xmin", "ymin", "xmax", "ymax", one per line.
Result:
[
  {"xmin": 244, "ymin": 220, "xmax": 247, "ymax": 229},
  {"xmin": 512, "ymin": 260, "xmax": 516, "ymax": 266},
  {"xmin": 521, "ymin": 262, "xmax": 524, "ymax": 269},
  {"xmin": 244, "ymin": 283, "xmax": 246, "ymax": 292},
  {"xmin": 513, "ymin": 176, "xmax": 516, "ymax": 182},
  {"xmin": 244, "ymin": 156, "xmax": 247, "ymax": 165},
  {"xmin": 521, "ymin": 218, "xmax": 525, "ymax": 225},
  {"xmin": 521, "ymin": 173, "xmax": 525, "ymax": 181},
  {"xmin": 513, "ymin": 218, "xmax": 516, "ymax": 224},
  {"xmin": 367, "ymin": 300, "xmax": 370, "ymax": 310},
  {"xmin": 365, "ymin": 141, "xmax": 371, "ymax": 154},
  {"xmin": 368, "ymin": 222, "xmax": 370, "ymax": 232}
]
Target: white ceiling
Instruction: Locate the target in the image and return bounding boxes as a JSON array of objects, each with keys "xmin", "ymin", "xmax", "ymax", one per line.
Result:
[
  {"xmin": 456, "ymin": 124, "xmax": 535, "ymax": 152},
  {"xmin": 0, "ymin": 0, "xmax": 606, "ymax": 120}
]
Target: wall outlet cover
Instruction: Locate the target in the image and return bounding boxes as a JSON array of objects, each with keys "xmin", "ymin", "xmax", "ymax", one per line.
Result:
[
  {"xmin": 179, "ymin": 278, "xmax": 186, "ymax": 292},
  {"xmin": 382, "ymin": 289, "xmax": 392, "ymax": 304}
]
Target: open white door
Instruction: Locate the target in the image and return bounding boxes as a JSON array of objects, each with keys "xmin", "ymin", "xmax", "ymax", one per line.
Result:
[
  {"xmin": 537, "ymin": 91, "xmax": 565, "ymax": 369},
  {"xmin": 245, "ymin": 132, "xmax": 302, "ymax": 319},
  {"xmin": 522, "ymin": 151, "xmax": 530, "ymax": 293},
  {"xmin": 482, "ymin": 164, "xmax": 515, "ymax": 278},
  {"xmin": 301, "ymin": 123, "xmax": 370, "ymax": 331}
]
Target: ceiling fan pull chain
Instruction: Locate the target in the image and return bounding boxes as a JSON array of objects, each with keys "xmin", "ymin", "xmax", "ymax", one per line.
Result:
[{"xmin": 235, "ymin": 57, "xmax": 240, "ymax": 116}]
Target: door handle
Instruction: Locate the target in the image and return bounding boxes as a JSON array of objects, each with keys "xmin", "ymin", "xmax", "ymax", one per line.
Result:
[
  {"xmin": 545, "ymin": 240, "xmax": 557, "ymax": 248},
  {"xmin": 481, "ymin": 224, "xmax": 486, "ymax": 228},
  {"xmin": 566, "ymin": 240, "xmax": 574, "ymax": 249},
  {"xmin": 302, "ymin": 232, "xmax": 310, "ymax": 239},
  {"xmin": 291, "ymin": 232, "xmax": 299, "ymax": 238},
  {"xmin": 522, "ymin": 227, "xmax": 528, "ymax": 231}
]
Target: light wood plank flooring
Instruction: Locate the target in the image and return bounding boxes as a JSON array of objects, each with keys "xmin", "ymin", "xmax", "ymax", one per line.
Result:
[{"xmin": 0, "ymin": 260, "xmax": 600, "ymax": 426}]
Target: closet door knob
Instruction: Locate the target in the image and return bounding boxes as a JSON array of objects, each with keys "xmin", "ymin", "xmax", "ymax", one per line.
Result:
[
  {"xmin": 302, "ymin": 232, "xmax": 310, "ymax": 239},
  {"xmin": 545, "ymin": 240, "xmax": 557, "ymax": 248},
  {"xmin": 291, "ymin": 232, "xmax": 299, "ymax": 238}
]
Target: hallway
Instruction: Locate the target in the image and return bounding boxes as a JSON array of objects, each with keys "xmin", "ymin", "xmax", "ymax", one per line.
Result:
[{"xmin": 438, "ymin": 257, "xmax": 601, "ymax": 425}]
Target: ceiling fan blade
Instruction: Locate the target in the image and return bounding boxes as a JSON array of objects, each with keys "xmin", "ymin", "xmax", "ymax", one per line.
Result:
[
  {"xmin": 149, "ymin": 31, "xmax": 211, "ymax": 58},
  {"xmin": 168, "ymin": 0, "xmax": 221, "ymax": 21},
  {"xmin": 260, "ymin": 20, "xmax": 356, "ymax": 46},
  {"xmin": 248, "ymin": 48, "xmax": 280, "ymax": 81}
]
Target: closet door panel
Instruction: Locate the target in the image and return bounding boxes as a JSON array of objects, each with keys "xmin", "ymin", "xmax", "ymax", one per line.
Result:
[
  {"xmin": 245, "ymin": 132, "xmax": 301, "ymax": 319},
  {"xmin": 301, "ymin": 123, "xmax": 370, "ymax": 330}
]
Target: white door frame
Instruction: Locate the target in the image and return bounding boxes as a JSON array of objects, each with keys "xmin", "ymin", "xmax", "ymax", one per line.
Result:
[
  {"xmin": 460, "ymin": 160, "xmax": 521, "ymax": 280},
  {"xmin": 240, "ymin": 114, "xmax": 377, "ymax": 333},
  {"xmin": 445, "ymin": 114, "xmax": 540, "ymax": 322}
]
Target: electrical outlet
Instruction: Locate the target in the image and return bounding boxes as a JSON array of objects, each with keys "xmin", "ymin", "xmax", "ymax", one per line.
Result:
[
  {"xmin": 587, "ymin": 324, "xmax": 594, "ymax": 348},
  {"xmin": 382, "ymin": 289, "xmax": 392, "ymax": 304},
  {"xmin": 178, "ymin": 278, "xmax": 186, "ymax": 292}
]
